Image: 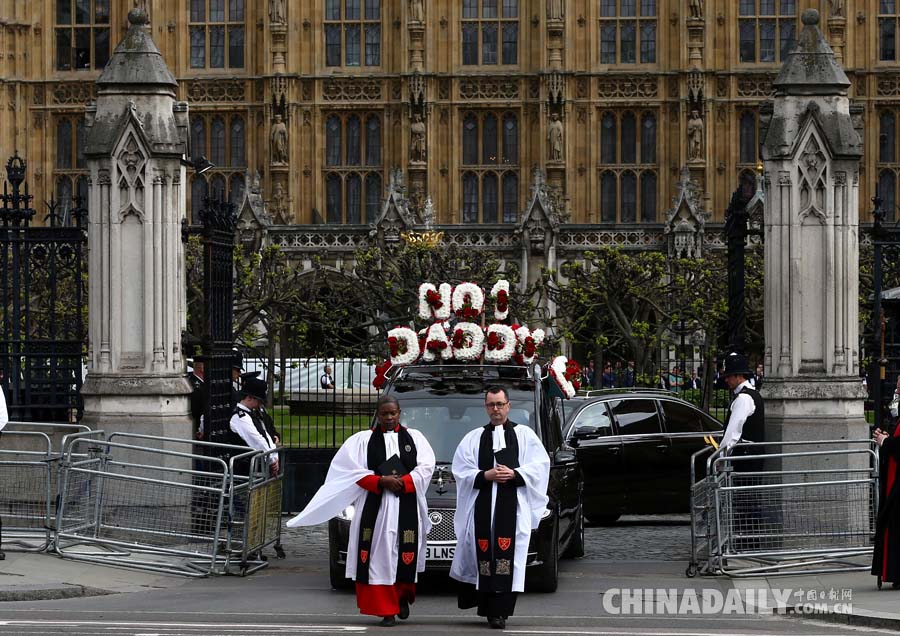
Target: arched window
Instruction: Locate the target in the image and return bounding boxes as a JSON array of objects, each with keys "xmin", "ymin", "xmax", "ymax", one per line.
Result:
[
  {"xmin": 324, "ymin": 0, "xmax": 381, "ymax": 67},
  {"xmin": 55, "ymin": 0, "xmax": 111, "ymax": 70},
  {"xmin": 56, "ymin": 177, "xmax": 73, "ymax": 210},
  {"xmin": 640, "ymin": 171, "xmax": 657, "ymax": 222},
  {"xmin": 641, "ymin": 114, "xmax": 656, "ymax": 164},
  {"xmin": 76, "ymin": 119, "xmax": 87, "ymax": 169},
  {"xmin": 191, "ymin": 118, "xmax": 206, "ymax": 161},
  {"xmin": 210, "ymin": 117, "xmax": 226, "ymax": 166},
  {"xmin": 482, "ymin": 173, "xmax": 498, "ymax": 223},
  {"xmin": 482, "ymin": 114, "xmax": 498, "ymax": 164},
  {"xmin": 502, "ymin": 172, "xmax": 518, "ymax": 223},
  {"xmin": 229, "ymin": 173, "xmax": 244, "ymax": 206},
  {"xmin": 882, "ymin": 112, "xmax": 897, "ymax": 164},
  {"xmin": 601, "ymin": 171, "xmax": 617, "ymax": 223},
  {"xmin": 462, "ymin": 0, "xmax": 518, "ymax": 65},
  {"xmin": 739, "ymin": 112, "xmax": 757, "ymax": 164},
  {"xmin": 880, "ymin": 170, "xmax": 897, "ymax": 223},
  {"xmin": 739, "ymin": 0, "xmax": 796, "ymax": 63},
  {"xmin": 230, "ymin": 117, "xmax": 245, "ymax": 167},
  {"xmin": 76, "ymin": 175, "xmax": 89, "ymax": 206},
  {"xmin": 365, "ymin": 173, "xmax": 382, "ymax": 222},
  {"xmin": 56, "ymin": 120, "xmax": 73, "ymax": 169},
  {"xmin": 463, "ymin": 114, "xmax": 478, "ymax": 165},
  {"xmin": 463, "ymin": 172, "xmax": 478, "ymax": 223},
  {"xmin": 191, "ymin": 176, "xmax": 208, "ymax": 221},
  {"xmin": 621, "ymin": 113, "xmax": 637, "ymax": 164},
  {"xmin": 346, "ymin": 115, "xmax": 361, "ymax": 165},
  {"xmin": 365, "ymin": 116, "xmax": 381, "ymax": 166},
  {"xmin": 346, "ymin": 173, "xmax": 362, "ymax": 224},
  {"xmin": 326, "ymin": 116, "xmax": 342, "ymax": 166},
  {"xmin": 621, "ymin": 171, "xmax": 637, "ymax": 222},
  {"xmin": 502, "ymin": 114, "xmax": 518, "ymax": 164},
  {"xmin": 189, "ymin": 0, "xmax": 245, "ymax": 69},
  {"xmin": 601, "ymin": 113, "xmax": 616, "ymax": 163},
  {"xmin": 739, "ymin": 169, "xmax": 757, "ymax": 200},
  {"xmin": 209, "ymin": 174, "xmax": 226, "ymax": 200},
  {"xmin": 326, "ymin": 173, "xmax": 343, "ymax": 224},
  {"xmin": 599, "ymin": 0, "xmax": 656, "ymax": 64}
]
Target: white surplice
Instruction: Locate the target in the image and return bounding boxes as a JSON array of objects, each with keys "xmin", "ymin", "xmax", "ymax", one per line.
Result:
[
  {"xmin": 286, "ymin": 428, "xmax": 435, "ymax": 585},
  {"xmin": 450, "ymin": 423, "xmax": 550, "ymax": 592}
]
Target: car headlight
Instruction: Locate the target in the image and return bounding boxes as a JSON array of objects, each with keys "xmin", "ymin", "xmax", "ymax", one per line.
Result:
[
  {"xmin": 338, "ymin": 505, "xmax": 355, "ymax": 521},
  {"xmin": 541, "ymin": 507, "xmax": 553, "ymax": 520}
]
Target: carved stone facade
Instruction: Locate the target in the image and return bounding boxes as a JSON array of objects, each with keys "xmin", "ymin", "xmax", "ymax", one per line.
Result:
[{"xmin": 0, "ymin": 1, "xmax": 888, "ymax": 266}]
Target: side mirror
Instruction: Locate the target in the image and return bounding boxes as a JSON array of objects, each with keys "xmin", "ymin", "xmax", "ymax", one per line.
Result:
[{"xmin": 572, "ymin": 426, "xmax": 601, "ymax": 440}]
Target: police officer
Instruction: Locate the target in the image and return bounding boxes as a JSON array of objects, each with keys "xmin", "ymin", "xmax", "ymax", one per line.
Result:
[{"xmin": 720, "ymin": 352, "xmax": 765, "ymax": 467}]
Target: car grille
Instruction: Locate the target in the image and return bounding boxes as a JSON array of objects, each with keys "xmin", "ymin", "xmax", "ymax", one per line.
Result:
[{"xmin": 426, "ymin": 508, "xmax": 456, "ymax": 542}]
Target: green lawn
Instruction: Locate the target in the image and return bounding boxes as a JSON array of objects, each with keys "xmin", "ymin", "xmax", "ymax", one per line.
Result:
[{"xmin": 271, "ymin": 407, "xmax": 371, "ymax": 448}]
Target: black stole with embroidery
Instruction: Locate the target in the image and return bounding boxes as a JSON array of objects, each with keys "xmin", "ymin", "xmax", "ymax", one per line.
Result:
[
  {"xmin": 355, "ymin": 426, "xmax": 419, "ymax": 584},
  {"xmin": 474, "ymin": 422, "xmax": 520, "ymax": 593}
]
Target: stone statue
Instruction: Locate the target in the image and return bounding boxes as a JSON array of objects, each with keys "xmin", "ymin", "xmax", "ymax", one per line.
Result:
[
  {"xmin": 548, "ymin": 0, "xmax": 564, "ymax": 20},
  {"xmin": 687, "ymin": 109, "xmax": 704, "ymax": 160},
  {"xmin": 410, "ymin": 113, "xmax": 426, "ymax": 162},
  {"xmin": 409, "ymin": 0, "xmax": 424, "ymax": 22},
  {"xmin": 271, "ymin": 181, "xmax": 287, "ymax": 223},
  {"xmin": 269, "ymin": 0, "xmax": 286, "ymax": 25},
  {"xmin": 689, "ymin": 0, "xmax": 703, "ymax": 19},
  {"xmin": 271, "ymin": 114, "xmax": 288, "ymax": 165},
  {"xmin": 547, "ymin": 113, "xmax": 564, "ymax": 162},
  {"xmin": 828, "ymin": 0, "xmax": 843, "ymax": 18}
]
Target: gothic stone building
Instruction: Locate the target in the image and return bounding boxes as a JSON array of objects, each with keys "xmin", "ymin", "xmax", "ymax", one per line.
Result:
[{"xmin": 0, "ymin": 1, "xmax": 888, "ymax": 284}]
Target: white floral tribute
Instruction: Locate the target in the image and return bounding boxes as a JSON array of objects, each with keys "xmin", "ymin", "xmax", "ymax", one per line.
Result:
[
  {"xmin": 514, "ymin": 326, "xmax": 545, "ymax": 366},
  {"xmin": 490, "ymin": 279, "xmax": 510, "ymax": 321},
  {"xmin": 387, "ymin": 327, "xmax": 420, "ymax": 366},
  {"xmin": 483, "ymin": 324, "xmax": 517, "ymax": 363},
  {"xmin": 549, "ymin": 355, "xmax": 578, "ymax": 399},
  {"xmin": 451, "ymin": 322, "xmax": 486, "ymax": 362},
  {"xmin": 452, "ymin": 282, "xmax": 485, "ymax": 321},
  {"xmin": 422, "ymin": 322, "xmax": 453, "ymax": 362},
  {"xmin": 417, "ymin": 282, "xmax": 452, "ymax": 321}
]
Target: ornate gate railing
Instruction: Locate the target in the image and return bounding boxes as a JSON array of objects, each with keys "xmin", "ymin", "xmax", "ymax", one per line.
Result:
[{"xmin": 0, "ymin": 153, "xmax": 87, "ymax": 422}]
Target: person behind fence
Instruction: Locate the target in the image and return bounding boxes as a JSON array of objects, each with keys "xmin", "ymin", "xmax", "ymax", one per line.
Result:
[
  {"xmin": 321, "ymin": 364, "xmax": 336, "ymax": 390},
  {"xmin": 721, "ymin": 353, "xmax": 765, "ymax": 462},
  {"xmin": 873, "ymin": 375, "xmax": 900, "ymax": 588},
  {"xmin": 0, "ymin": 379, "xmax": 7, "ymax": 560},
  {"xmin": 450, "ymin": 386, "xmax": 550, "ymax": 631},
  {"xmin": 286, "ymin": 395, "xmax": 436, "ymax": 627}
]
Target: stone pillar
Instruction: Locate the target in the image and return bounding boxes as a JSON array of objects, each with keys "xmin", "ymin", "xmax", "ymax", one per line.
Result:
[
  {"xmin": 81, "ymin": 9, "xmax": 192, "ymax": 440},
  {"xmin": 761, "ymin": 9, "xmax": 867, "ymax": 539}
]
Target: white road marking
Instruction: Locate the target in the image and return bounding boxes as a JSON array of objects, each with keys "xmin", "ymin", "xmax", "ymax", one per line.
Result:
[{"xmin": 0, "ymin": 621, "xmax": 366, "ymax": 632}]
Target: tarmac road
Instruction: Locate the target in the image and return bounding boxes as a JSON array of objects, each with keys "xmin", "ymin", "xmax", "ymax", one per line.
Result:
[{"xmin": 0, "ymin": 519, "xmax": 886, "ymax": 635}]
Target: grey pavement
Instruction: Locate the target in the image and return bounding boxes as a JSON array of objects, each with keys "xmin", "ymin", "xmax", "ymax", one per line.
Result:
[{"xmin": 0, "ymin": 516, "xmax": 897, "ymax": 634}]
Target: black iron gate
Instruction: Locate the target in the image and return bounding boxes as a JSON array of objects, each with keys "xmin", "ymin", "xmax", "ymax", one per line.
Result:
[
  {"xmin": 871, "ymin": 196, "xmax": 900, "ymax": 432},
  {"xmin": 0, "ymin": 153, "xmax": 87, "ymax": 422}
]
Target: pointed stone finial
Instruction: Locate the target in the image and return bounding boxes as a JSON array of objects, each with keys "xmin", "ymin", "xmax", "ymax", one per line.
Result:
[{"xmin": 128, "ymin": 8, "xmax": 149, "ymax": 26}]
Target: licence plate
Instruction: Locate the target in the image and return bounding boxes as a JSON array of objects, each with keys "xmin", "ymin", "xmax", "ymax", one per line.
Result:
[{"xmin": 426, "ymin": 545, "xmax": 455, "ymax": 561}]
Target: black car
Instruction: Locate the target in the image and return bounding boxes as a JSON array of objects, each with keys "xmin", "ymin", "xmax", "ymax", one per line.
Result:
[
  {"xmin": 328, "ymin": 363, "xmax": 583, "ymax": 593},
  {"xmin": 562, "ymin": 389, "xmax": 723, "ymax": 524}
]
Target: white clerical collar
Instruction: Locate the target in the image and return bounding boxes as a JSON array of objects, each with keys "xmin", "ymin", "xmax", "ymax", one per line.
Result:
[{"xmin": 492, "ymin": 424, "xmax": 506, "ymax": 452}]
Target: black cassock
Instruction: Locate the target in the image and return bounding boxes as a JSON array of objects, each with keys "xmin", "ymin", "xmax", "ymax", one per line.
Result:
[{"xmin": 873, "ymin": 427, "xmax": 900, "ymax": 584}]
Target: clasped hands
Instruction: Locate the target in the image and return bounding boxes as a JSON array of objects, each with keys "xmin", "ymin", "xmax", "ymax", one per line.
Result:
[
  {"xmin": 379, "ymin": 474, "xmax": 405, "ymax": 493},
  {"xmin": 485, "ymin": 464, "xmax": 516, "ymax": 483},
  {"xmin": 874, "ymin": 428, "xmax": 890, "ymax": 447}
]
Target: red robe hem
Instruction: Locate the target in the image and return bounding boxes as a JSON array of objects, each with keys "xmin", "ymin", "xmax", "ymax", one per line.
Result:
[{"xmin": 356, "ymin": 582, "xmax": 416, "ymax": 617}]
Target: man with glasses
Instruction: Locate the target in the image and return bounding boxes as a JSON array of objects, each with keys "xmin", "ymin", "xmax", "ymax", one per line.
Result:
[{"xmin": 451, "ymin": 386, "xmax": 550, "ymax": 630}]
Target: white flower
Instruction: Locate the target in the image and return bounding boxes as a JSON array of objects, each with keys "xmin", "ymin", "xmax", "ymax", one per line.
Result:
[
  {"xmin": 422, "ymin": 322, "xmax": 453, "ymax": 362},
  {"xmin": 490, "ymin": 279, "xmax": 510, "ymax": 321},
  {"xmin": 483, "ymin": 324, "xmax": 517, "ymax": 363},
  {"xmin": 452, "ymin": 322, "xmax": 485, "ymax": 362},
  {"xmin": 417, "ymin": 283, "xmax": 452, "ymax": 321},
  {"xmin": 451, "ymin": 282, "xmax": 485, "ymax": 320},
  {"xmin": 549, "ymin": 355, "xmax": 576, "ymax": 399},
  {"xmin": 514, "ymin": 326, "xmax": 545, "ymax": 365},
  {"xmin": 387, "ymin": 327, "xmax": 420, "ymax": 366}
]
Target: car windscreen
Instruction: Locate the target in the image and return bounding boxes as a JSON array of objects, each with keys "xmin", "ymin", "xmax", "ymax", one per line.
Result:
[{"xmin": 392, "ymin": 392, "xmax": 536, "ymax": 464}]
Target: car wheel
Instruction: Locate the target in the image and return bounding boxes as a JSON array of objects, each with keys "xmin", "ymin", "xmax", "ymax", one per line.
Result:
[
  {"xmin": 562, "ymin": 504, "xmax": 585, "ymax": 559},
  {"xmin": 526, "ymin": 516, "xmax": 559, "ymax": 593},
  {"xmin": 328, "ymin": 527, "xmax": 353, "ymax": 590}
]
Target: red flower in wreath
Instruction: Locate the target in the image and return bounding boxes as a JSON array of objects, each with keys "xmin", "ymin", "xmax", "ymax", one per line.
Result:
[
  {"xmin": 426, "ymin": 339, "xmax": 448, "ymax": 352},
  {"xmin": 496, "ymin": 289, "xmax": 509, "ymax": 313},
  {"xmin": 564, "ymin": 360, "xmax": 582, "ymax": 391},
  {"xmin": 387, "ymin": 336, "xmax": 400, "ymax": 357},
  {"xmin": 486, "ymin": 331, "xmax": 502, "ymax": 351},
  {"xmin": 425, "ymin": 289, "xmax": 443, "ymax": 311},
  {"xmin": 452, "ymin": 329, "xmax": 466, "ymax": 348},
  {"xmin": 373, "ymin": 359, "xmax": 393, "ymax": 389}
]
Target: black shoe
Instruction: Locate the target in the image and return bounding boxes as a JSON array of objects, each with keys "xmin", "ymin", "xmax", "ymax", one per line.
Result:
[
  {"xmin": 379, "ymin": 616, "xmax": 396, "ymax": 627},
  {"xmin": 398, "ymin": 599, "xmax": 410, "ymax": 620},
  {"xmin": 274, "ymin": 544, "xmax": 286, "ymax": 559},
  {"xmin": 0, "ymin": 550, "xmax": 5, "ymax": 561},
  {"xmin": 488, "ymin": 616, "xmax": 506, "ymax": 629},
  {"xmin": 892, "ymin": 582, "xmax": 900, "ymax": 589}
]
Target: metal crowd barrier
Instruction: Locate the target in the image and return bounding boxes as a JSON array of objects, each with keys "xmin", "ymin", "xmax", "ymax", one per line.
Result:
[
  {"xmin": 0, "ymin": 421, "xmax": 94, "ymax": 552},
  {"xmin": 54, "ymin": 432, "xmax": 283, "ymax": 577},
  {"xmin": 687, "ymin": 439, "xmax": 877, "ymax": 578}
]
